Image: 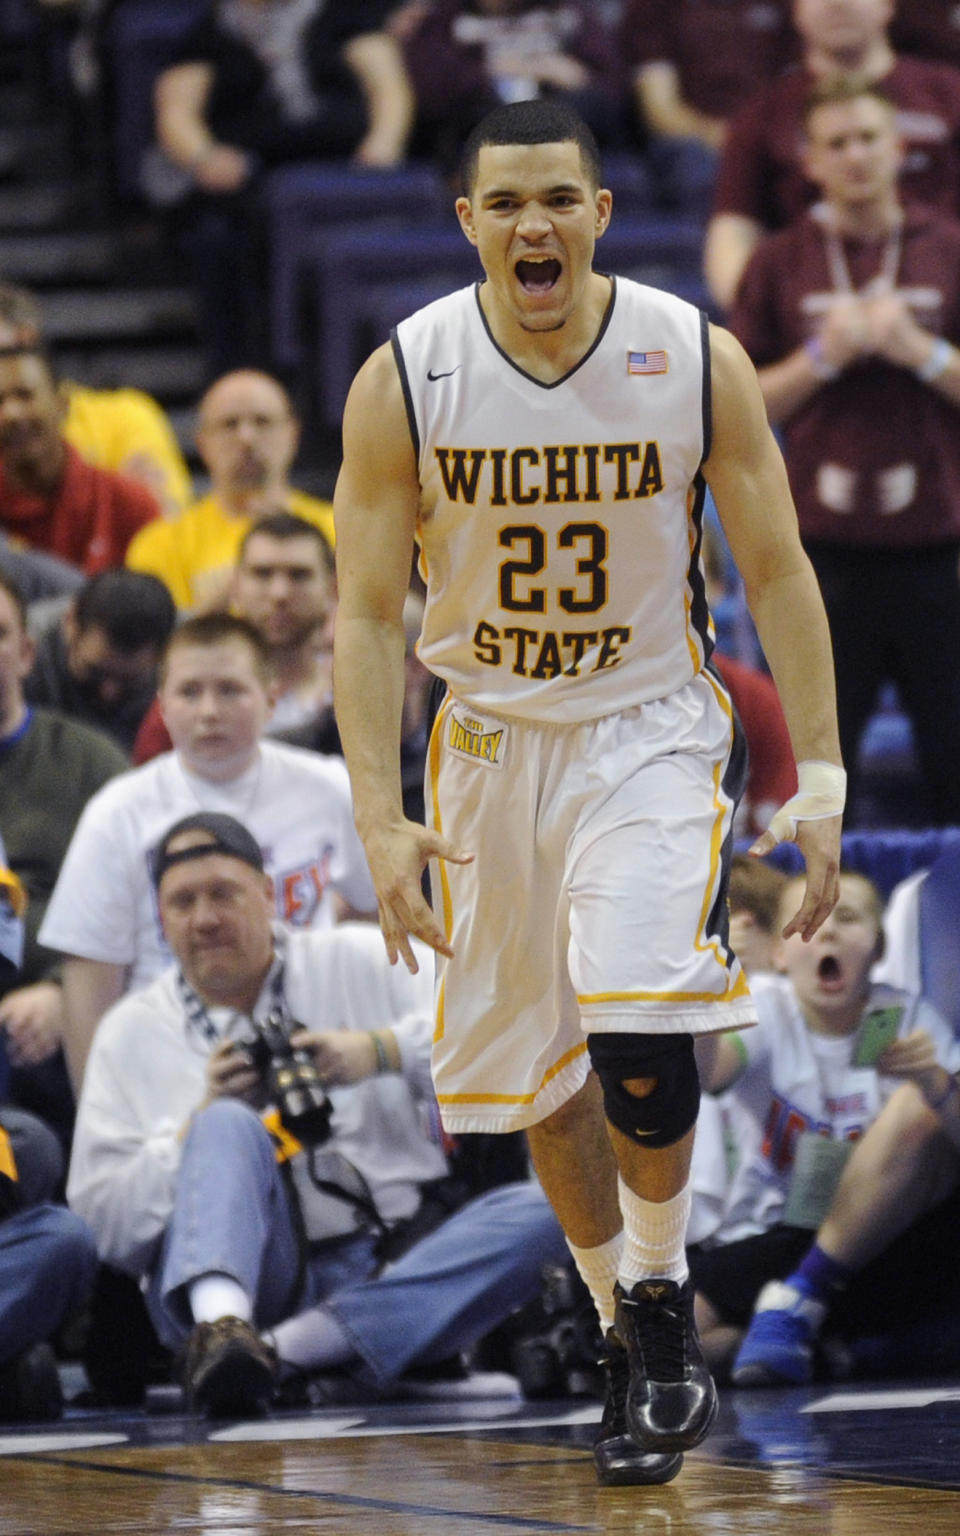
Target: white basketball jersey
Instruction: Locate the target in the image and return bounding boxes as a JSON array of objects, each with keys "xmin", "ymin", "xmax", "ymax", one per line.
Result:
[{"xmin": 392, "ymin": 277, "xmax": 714, "ymax": 723}]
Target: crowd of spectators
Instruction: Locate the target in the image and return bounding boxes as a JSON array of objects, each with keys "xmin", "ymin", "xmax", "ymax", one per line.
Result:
[{"xmin": 1, "ymin": 0, "xmax": 960, "ymax": 1424}]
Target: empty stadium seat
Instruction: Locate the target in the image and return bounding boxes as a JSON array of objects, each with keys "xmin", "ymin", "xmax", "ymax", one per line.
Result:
[
  {"xmin": 263, "ymin": 161, "xmax": 448, "ymax": 370},
  {"xmin": 757, "ymin": 827, "xmax": 960, "ymax": 901},
  {"xmin": 917, "ymin": 841, "xmax": 960, "ymax": 1034},
  {"xmin": 101, "ymin": 0, "xmax": 205, "ymax": 199},
  {"xmin": 304, "ymin": 212, "xmax": 708, "ymax": 424}
]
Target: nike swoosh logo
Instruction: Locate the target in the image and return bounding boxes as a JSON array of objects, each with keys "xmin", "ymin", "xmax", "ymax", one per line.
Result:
[
  {"xmin": 635, "ymin": 1128, "xmax": 660, "ymax": 1137},
  {"xmin": 427, "ymin": 366, "xmax": 461, "ymax": 381}
]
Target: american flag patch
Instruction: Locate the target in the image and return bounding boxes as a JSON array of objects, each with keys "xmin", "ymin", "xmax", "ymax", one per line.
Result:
[{"xmin": 627, "ymin": 349, "xmax": 668, "ymax": 375}]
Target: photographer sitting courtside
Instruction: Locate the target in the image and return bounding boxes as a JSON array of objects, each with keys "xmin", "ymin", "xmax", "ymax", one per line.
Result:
[{"xmin": 67, "ymin": 812, "xmax": 566, "ymax": 1416}]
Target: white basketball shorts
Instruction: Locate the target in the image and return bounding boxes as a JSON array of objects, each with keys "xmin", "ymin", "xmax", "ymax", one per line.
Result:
[{"xmin": 426, "ymin": 668, "xmax": 759, "ymax": 1133}]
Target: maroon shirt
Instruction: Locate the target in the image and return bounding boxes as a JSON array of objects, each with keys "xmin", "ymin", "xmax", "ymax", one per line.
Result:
[
  {"xmin": 729, "ymin": 205, "xmax": 960, "ymax": 548},
  {"xmin": 620, "ymin": 0, "xmax": 795, "ymax": 120},
  {"xmin": 713, "ymin": 57, "xmax": 960, "ymax": 229},
  {"xmin": 892, "ymin": 1, "xmax": 960, "ymax": 70},
  {"xmin": 404, "ymin": 0, "xmax": 622, "ymax": 125},
  {"xmin": 0, "ymin": 443, "xmax": 159, "ymax": 572}
]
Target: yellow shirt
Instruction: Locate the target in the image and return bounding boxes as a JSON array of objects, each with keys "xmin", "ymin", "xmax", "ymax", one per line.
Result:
[
  {"xmin": 64, "ymin": 384, "xmax": 193, "ymax": 516},
  {"xmin": 125, "ymin": 489, "xmax": 335, "ymax": 608},
  {"xmin": 0, "ymin": 865, "xmax": 26, "ymax": 919}
]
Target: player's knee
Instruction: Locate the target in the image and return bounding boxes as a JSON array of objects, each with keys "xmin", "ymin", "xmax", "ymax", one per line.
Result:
[{"xmin": 587, "ymin": 1032, "xmax": 699, "ymax": 1149}]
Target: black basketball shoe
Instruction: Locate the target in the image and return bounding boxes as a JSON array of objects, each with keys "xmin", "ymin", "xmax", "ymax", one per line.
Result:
[
  {"xmin": 614, "ymin": 1278, "xmax": 718, "ymax": 1453},
  {"xmin": 593, "ymin": 1328, "xmax": 684, "ymax": 1486}
]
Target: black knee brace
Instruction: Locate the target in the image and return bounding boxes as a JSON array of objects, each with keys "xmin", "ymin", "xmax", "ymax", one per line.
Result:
[{"xmin": 587, "ymin": 1032, "xmax": 700, "ymax": 1149}]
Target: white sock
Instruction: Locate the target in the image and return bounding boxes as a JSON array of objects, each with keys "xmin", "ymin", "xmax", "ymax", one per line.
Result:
[
  {"xmin": 265, "ymin": 1307, "xmax": 354, "ymax": 1372},
  {"xmin": 618, "ymin": 1177, "xmax": 690, "ymax": 1289},
  {"xmin": 566, "ymin": 1230, "xmax": 624, "ymax": 1334},
  {"xmin": 188, "ymin": 1273, "xmax": 253, "ymax": 1326},
  {"xmin": 754, "ymin": 1280, "xmax": 827, "ymax": 1331}
]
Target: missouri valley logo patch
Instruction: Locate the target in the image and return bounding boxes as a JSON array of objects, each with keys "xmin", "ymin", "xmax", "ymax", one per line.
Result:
[{"xmin": 448, "ymin": 709, "xmax": 506, "ymax": 769}]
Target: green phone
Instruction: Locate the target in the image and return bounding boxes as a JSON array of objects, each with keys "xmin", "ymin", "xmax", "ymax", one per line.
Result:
[{"xmin": 853, "ymin": 1006, "xmax": 903, "ymax": 1068}]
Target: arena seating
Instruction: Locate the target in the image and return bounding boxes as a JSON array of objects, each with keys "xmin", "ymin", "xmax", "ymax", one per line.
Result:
[
  {"xmin": 917, "ymin": 841, "xmax": 960, "ymax": 1034},
  {"xmin": 299, "ymin": 213, "xmax": 709, "ymax": 425},
  {"xmin": 100, "ymin": 0, "xmax": 204, "ymax": 199},
  {"xmin": 264, "ymin": 162, "xmax": 450, "ymax": 371},
  {"xmin": 758, "ymin": 825, "xmax": 960, "ymax": 901}
]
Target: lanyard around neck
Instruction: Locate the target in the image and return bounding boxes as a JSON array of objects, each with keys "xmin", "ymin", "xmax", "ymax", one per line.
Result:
[
  {"xmin": 176, "ymin": 940, "xmax": 287, "ymax": 1047},
  {"xmin": 819, "ymin": 208, "xmax": 904, "ymax": 297}
]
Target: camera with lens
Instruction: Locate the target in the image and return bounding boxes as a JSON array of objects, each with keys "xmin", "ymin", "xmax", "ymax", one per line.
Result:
[{"xmin": 241, "ymin": 1008, "xmax": 332, "ymax": 1145}]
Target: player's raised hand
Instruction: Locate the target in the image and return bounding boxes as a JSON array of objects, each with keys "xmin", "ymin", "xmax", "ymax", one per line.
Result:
[{"xmin": 363, "ymin": 820, "xmax": 473, "ymax": 973}]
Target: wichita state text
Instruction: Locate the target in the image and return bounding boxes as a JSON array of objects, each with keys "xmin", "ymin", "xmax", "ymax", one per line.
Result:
[{"xmin": 434, "ymin": 440, "xmax": 667, "ymax": 680}]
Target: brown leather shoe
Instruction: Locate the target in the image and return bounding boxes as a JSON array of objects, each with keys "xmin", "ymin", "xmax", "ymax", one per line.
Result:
[{"xmin": 183, "ymin": 1317, "xmax": 276, "ymax": 1418}]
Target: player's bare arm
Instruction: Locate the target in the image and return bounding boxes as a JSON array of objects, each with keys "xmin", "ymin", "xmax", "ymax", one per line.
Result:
[
  {"xmin": 333, "ymin": 343, "xmax": 472, "ymax": 973},
  {"xmin": 703, "ymin": 324, "xmax": 843, "ymax": 941}
]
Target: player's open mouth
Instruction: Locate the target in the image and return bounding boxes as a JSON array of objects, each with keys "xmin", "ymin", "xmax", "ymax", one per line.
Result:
[
  {"xmin": 515, "ymin": 257, "xmax": 562, "ymax": 293},
  {"xmin": 817, "ymin": 954, "xmax": 842, "ymax": 987}
]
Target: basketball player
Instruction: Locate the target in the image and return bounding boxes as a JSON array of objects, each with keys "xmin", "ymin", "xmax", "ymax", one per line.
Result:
[{"xmin": 333, "ymin": 100, "xmax": 844, "ymax": 1486}]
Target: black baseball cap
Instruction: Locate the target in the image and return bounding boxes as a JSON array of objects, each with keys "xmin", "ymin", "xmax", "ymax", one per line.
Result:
[{"xmin": 152, "ymin": 812, "xmax": 265, "ymax": 891}]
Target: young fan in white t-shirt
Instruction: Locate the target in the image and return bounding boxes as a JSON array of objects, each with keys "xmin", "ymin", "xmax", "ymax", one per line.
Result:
[
  {"xmin": 40, "ymin": 613, "xmax": 374, "ymax": 1092},
  {"xmin": 691, "ymin": 870, "xmax": 960, "ymax": 1384}
]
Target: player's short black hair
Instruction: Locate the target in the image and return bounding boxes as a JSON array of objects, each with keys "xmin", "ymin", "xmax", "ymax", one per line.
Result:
[
  {"xmin": 73, "ymin": 567, "xmax": 177, "ymax": 654},
  {"xmin": 459, "ymin": 100, "xmax": 603, "ymax": 196}
]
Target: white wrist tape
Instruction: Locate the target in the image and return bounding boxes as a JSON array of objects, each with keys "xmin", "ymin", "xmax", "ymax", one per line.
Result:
[{"xmin": 765, "ymin": 760, "xmax": 846, "ymax": 845}]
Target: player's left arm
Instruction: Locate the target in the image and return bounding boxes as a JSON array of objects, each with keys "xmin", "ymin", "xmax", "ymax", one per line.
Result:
[{"xmin": 703, "ymin": 324, "xmax": 843, "ymax": 940}]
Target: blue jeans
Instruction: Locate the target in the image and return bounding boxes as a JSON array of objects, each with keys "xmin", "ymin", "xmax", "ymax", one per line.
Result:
[
  {"xmin": 326, "ymin": 1178, "xmax": 569, "ymax": 1384},
  {"xmin": 0, "ymin": 1205, "xmax": 98, "ymax": 1364},
  {"xmin": 148, "ymin": 1098, "xmax": 568, "ymax": 1383}
]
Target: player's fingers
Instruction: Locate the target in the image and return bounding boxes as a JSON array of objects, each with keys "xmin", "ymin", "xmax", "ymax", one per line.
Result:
[
  {"xmin": 748, "ymin": 830, "xmax": 778, "ymax": 857},
  {"xmin": 376, "ymin": 898, "xmax": 403, "ymax": 967},
  {"xmin": 782, "ymin": 871, "xmax": 838, "ymax": 941},
  {"xmin": 394, "ymin": 930, "xmax": 421, "ymax": 975},
  {"xmin": 397, "ymin": 895, "xmax": 454, "ymax": 960},
  {"xmin": 380, "ymin": 886, "xmax": 453, "ymax": 968},
  {"xmin": 421, "ymin": 831, "xmax": 474, "ymax": 867}
]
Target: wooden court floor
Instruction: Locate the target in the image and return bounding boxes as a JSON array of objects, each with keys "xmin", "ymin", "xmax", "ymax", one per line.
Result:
[{"xmin": 2, "ymin": 1379, "xmax": 959, "ymax": 1535}]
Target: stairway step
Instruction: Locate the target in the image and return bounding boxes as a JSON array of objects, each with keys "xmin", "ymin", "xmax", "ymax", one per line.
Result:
[
  {"xmin": 166, "ymin": 403, "xmax": 198, "ymax": 452},
  {"xmin": 56, "ymin": 344, "xmax": 208, "ymax": 402},
  {"xmin": 0, "ymin": 84, "xmax": 37, "ymax": 123},
  {"xmin": 0, "ymin": 181, "xmax": 88, "ymax": 231},
  {"xmin": 38, "ymin": 287, "xmax": 197, "ymax": 343},
  {"xmin": 0, "ymin": 122, "xmax": 70, "ymax": 183},
  {"xmin": 0, "ymin": 228, "xmax": 124, "ymax": 284}
]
